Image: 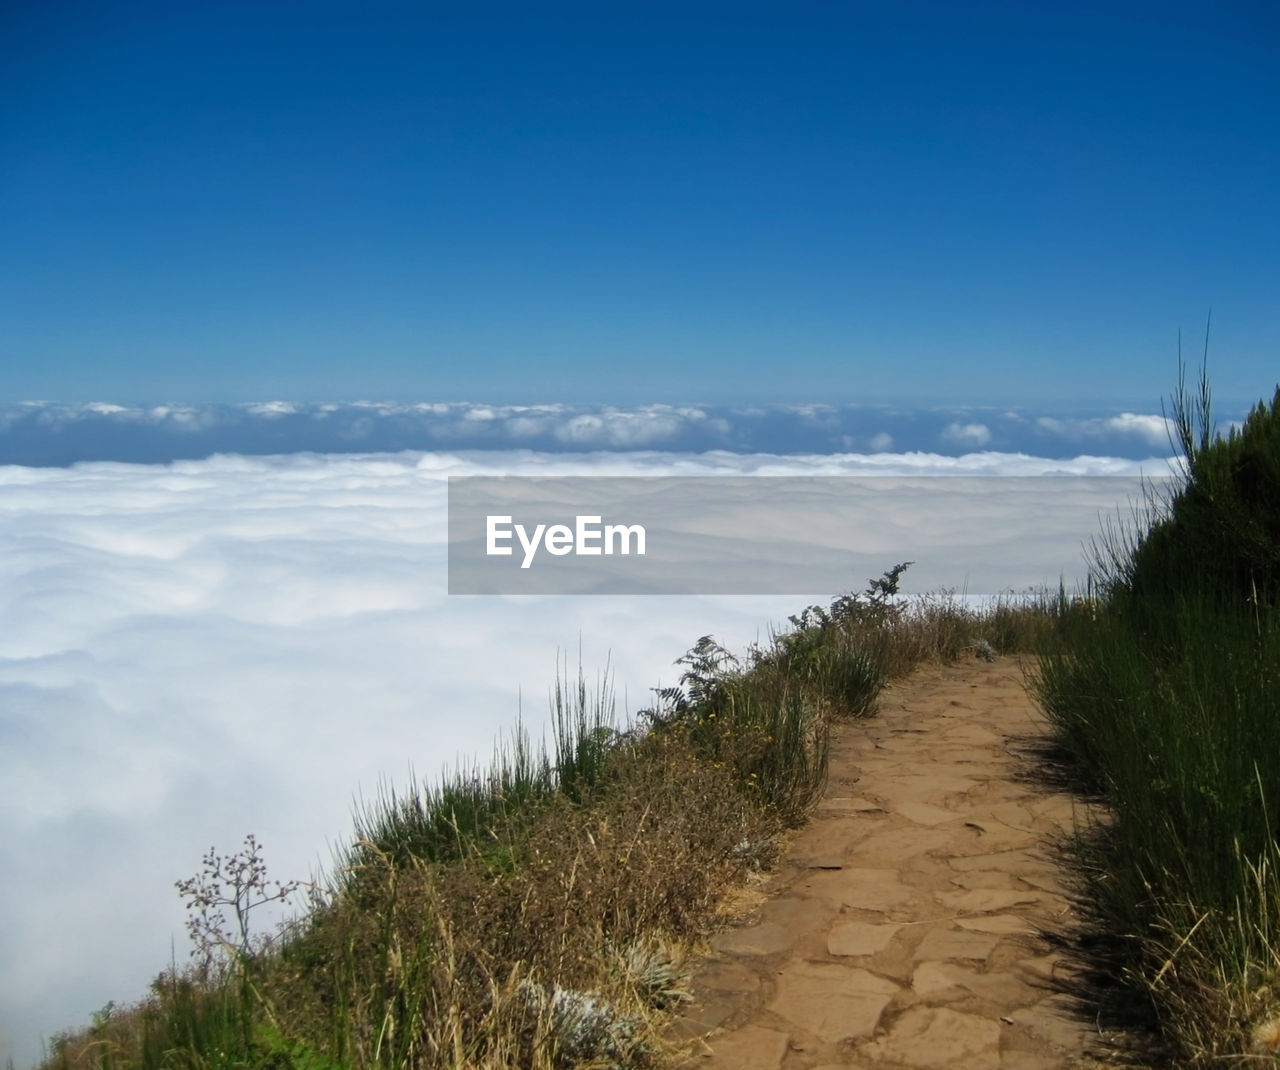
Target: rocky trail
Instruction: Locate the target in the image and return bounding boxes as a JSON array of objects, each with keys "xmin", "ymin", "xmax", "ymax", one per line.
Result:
[{"xmin": 672, "ymin": 657, "xmax": 1123, "ymax": 1070}]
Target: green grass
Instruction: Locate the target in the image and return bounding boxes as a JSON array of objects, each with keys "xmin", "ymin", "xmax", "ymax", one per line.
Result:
[
  {"xmin": 1032, "ymin": 356, "xmax": 1280, "ymax": 1064},
  {"xmin": 1036, "ymin": 592, "xmax": 1280, "ymax": 1063}
]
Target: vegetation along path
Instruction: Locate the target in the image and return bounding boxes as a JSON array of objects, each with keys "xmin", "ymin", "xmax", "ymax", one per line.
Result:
[{"xmin": 672, "ymin": 656, "xmax": 1112, "ymax": 1070}]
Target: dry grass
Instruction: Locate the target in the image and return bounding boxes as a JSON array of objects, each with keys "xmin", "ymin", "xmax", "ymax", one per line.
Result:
[{"xmin": 41, "ymin": 570, "xmax": 1056, "ymax": 1070}]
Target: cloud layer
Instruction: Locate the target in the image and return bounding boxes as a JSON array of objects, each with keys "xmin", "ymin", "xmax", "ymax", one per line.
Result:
[
  {"xmin": 0, "ymin": 447, "xmax": 1171, "ymax": 1065},
  {"xmin": 0, "ymin": 400, "xmax": 1197, "ymax": 466}
]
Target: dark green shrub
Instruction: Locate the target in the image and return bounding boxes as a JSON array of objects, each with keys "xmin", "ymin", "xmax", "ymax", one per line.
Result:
[{"xmin": 1122, "ymin": 361, "xmax": 1280, "ymax": 616}]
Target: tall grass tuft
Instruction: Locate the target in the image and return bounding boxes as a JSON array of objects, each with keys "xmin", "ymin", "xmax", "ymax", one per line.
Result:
[{"xmin": 549, "ymin": 659, "xmax": 619, "ymax": 805}]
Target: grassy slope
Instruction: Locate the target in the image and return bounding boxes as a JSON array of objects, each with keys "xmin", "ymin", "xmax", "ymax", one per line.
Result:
[{"xmin": 40, "ymin": 572, "xmax": 1053, "ymax": 1070}]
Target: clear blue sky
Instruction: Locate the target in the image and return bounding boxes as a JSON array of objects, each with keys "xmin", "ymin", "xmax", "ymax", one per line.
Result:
[{"xmin": 2, "ymin": 1, "xmax": 1277, "ymax": 408}]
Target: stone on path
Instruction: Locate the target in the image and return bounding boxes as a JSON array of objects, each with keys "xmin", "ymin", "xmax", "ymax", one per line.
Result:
[
  {"xmin": 860, "ymin": 1006, "xmax": 1002, "ymax": 1069},
  {"xmin": 769, "ymin": 962, "xmax": 900, "ymax": 1042},
  {"xmin": 827, "ymin": 920, "xmax": 903, "ymax": 956}
]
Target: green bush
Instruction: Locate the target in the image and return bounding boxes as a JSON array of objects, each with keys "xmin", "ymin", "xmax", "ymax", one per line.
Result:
[{"xmin": 1119, "ymin": 362, "xmax": 1280, "ymax": 615}]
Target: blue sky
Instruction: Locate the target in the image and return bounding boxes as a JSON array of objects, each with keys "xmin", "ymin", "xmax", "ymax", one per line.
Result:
[{"xmin": 2, "ymin": 1, "xmax": 1277, "ymax": 408}]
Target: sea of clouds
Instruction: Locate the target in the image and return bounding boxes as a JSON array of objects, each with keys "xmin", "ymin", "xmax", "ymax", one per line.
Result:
[{"xmin": 0, "ymin": 444, "xmax": 1177, "ymax": 1066}]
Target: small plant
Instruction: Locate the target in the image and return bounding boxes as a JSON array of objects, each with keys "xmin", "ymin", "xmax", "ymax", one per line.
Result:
[
  {"xmin": 519, "ymin": 977, "xmax": 646, "ymax": 1068},
  {"xmin": 614, "ymin": 935, "xmax": 692, "ymax": 1010},
  {"xmin": 550, "ymin": 659, "xmax": 619, "ymax": 804},
  {"xmin": 644, "ymin": 635, "xmax": 739, "ymax": 727},
  {"xmin": 175, "ymin": 834, "xmax": 303, "ymax": 973},
  {"xmin": 971, "ymin": 638, "xmax": 997, "ymax": 662},
  {"xmin": 783, "ymin": 561, "xmax": 912, "ymax": 639}
]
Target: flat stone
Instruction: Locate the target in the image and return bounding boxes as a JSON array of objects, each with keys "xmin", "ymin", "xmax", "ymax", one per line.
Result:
[
  {"xmin": 817, "ymin": 797, "xmax": 886, "ymax": 813},
  {"xmin": 711, "ymin": 922, "xmax": 793, "ymax": 956},
  {"xmin": 913, "ymin": 927, "xmax": 1002, "ymax": 962},
  {"xmin": 693, "ymin": 960, "xmax": 762, "ymax": 995},
  {"xmin": 911, "ymin": 960, "xmax": 971, "ymax": 998},
  {"xmin": 849, "ymin": 825, "xmax": 954, "ymax": 866},
  {"xmin": 954, "ymin": 820, "xmax": 1032, "ymax": 851},
  {"xmin": 876, "ymin": 774, "xmax": 979, "ymax": 799},
  {"xmin": 759, "ymin": 895, "xmax": 838, "ymax": 930},
  {"xmin": 667, "ymin": 1000, "xmax": 735, "ymax": 1039},
  {"xmin": 828, "ymin": 920, "xmax": 902, "ymax": 956},
  {"xmin": 950, "ymin": 849, "xmax": 1034, "ymax": 872},
  {"xmin": 1015, "ymin": 870, "xmax": 1068, "ymax": 893},
  {"xmin": 701, "ymin": 1024, "xmax": 791, "ymax": 1070},
  {"xmin": 787, "ymin": 823, "xmax": 859, "ymax": 856},
  {"xmin": 998, "ymin": 1052, "xmax": 1071, "ymax": 1070},
  {"xmin": 769, "ymin": 962, "xmax": 899, "ymax": 1041},
  {"xmin": 859, "ymin": 1006, "xmax": 1001, "ymax": 1069},
  {"xmin": 799, "ymin": 868, "xmax": 919, "ymax": 912},
  {"xmin": 912, "ymin": 962, "xmax": 1041, "ymax": 1006},
  {"xmin": 1009, "ymin": 994, "xmax": 1092, "ymax": 1052},
  {"xmin": 1014, "ymin": 952, "xmax": 1069, "ymax": 983},
  {"xmin": 948, "ymin": 870, "xmax": 1016, "ymax": 890},
  {"xmin": 983, "ymin": 801, "xmax": 1036, "ymax": 828},
  {"xmin": 937, "ymin": 888, "xmax": 1042, "ymax": 913},
  {"xmin": 896, "ymin": 800, "xmax": 962, "ymax": 826},
  {"xmin": 940, "ymin": 724, "xmax": 1003, "ymax": 746},
  {"xmin": 1026, "ymin": 795, "xmax": 1078, "ymax": 823},
  {"xmin": 957, "ymin": 914, "xmax": 1031, "ymax": 935}
]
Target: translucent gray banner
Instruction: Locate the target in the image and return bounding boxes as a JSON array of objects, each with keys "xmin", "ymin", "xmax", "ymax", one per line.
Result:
[{"xmin": 447, "ymin": 475, "xmax": 1169, "ymax": 595}]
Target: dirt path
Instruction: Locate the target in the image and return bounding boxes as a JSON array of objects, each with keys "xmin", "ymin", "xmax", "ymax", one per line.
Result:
[{"xmin": 672, "ymin": 657, "xmax": 1109, "ymax": 1070}]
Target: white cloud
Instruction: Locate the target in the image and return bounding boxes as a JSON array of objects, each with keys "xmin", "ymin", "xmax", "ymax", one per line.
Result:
[
  {"xmin": 0, "ymin": 403, "xmax": 1199, "ymax": 469},
  {"xmin": 781, "ymin": 403, "xmax": 835, "ymax": 419},
  {"xmin": 940, "ymin": 422, "xmax": 992, "ymax": 447},
  {"xmin": 0, "ymin": 446, "xmax": 1162, "ymax": 1065},
  {"xmin": 244, "ymin": 401, "xmax": 298, "ymax": 418},
  {"xmin": 551, "ymin": 407, "xmax": 704, "ymax": 447},
  {"xmin": 1036, "ymin": 412, "xmax": 1174, "ymax": 447},
  {"xmin": 869, "ymin": 432, "xmax": 894, "ymax": 452},
  {"xmin": 504, "ymin": 415, "xmax": 553, "ymax": 438},
  {"xmin": 1105, "ymin": 413, "xmax": 1174, "ymax": 445}
]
